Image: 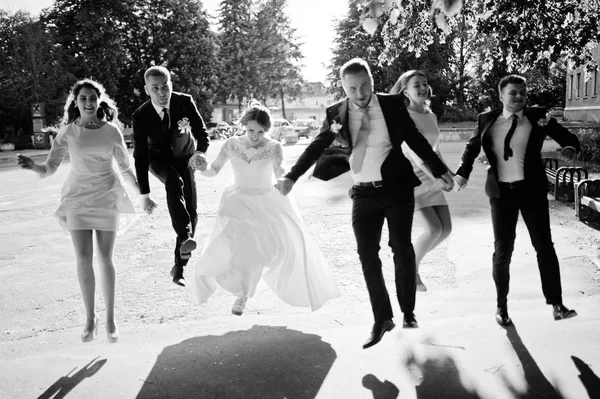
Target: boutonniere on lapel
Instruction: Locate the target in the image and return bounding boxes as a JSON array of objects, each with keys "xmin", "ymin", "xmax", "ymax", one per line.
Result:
[
  {"xmin": 177, "ymin": 118, "xmax": 191, "ymax": 135},
  {"xmin": 330, "ymin": 120, "xmax": 342, "ymax": 134}
]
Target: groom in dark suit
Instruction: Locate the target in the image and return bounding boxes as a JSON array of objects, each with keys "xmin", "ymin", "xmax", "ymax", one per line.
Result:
[
  {"xmin": 132, "ymin": 66, "xmax": 209, "ymax": 286},
  {"xmin": 277, "ymin": 58, "xmax": 454, "ymax": 349},
  {"xmin": 454, "ymin": 74, "xmax": 580, "ymax": 326}
]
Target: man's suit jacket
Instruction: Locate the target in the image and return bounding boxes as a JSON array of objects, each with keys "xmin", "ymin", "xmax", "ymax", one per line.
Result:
[
  {"xmin": 132, "ymin": 92, "xmax": 209, "ymax": 195},
  {"xmin": 285, "ymin": 94, "xmax": 448, "ymax": 189},
  {"xmin": 455, "ymin": 107, "xmax": 581, "ymax": 198}
]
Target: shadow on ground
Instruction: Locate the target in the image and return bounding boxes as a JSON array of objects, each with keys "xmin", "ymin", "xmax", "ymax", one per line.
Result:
[
  {"xmin": 136, "ymin": 325, "xmax": 336, "ymax": 399},
  {"xmin": 38, "ymin": 357, "xmax": 107, "ymax": 399}
]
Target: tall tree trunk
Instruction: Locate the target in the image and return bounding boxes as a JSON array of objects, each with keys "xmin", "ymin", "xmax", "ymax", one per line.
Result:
[
  {"xmin": 279, "ymin": 87, "xmax": 286, "ymax": 120},
  {"xmin": 457, "ymin": 13, "xmax": 465, "ymax": 109}
]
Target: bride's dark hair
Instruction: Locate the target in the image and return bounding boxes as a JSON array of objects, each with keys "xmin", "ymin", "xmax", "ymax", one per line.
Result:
[{"xmin": 240, "ymin": 100, "xmax": 272, "ymax": 131}]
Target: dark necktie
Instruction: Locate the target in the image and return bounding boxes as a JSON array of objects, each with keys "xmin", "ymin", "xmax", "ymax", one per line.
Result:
[
  {"xmin": 351, "ymin": 107, "xmax": 370, "ymax": 173},
  {"xmin": 503, "ymin": 114, "xmax": 518, "ymax": 161},
  {"xmin": 162, "ymin": 107, "xmax": 170, "ymax": 134}
]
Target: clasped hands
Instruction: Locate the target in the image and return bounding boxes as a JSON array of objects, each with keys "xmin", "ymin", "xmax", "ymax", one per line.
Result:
[{"xmin": 192, "ymin": 152, "xmax": 208, "ymax": 172}]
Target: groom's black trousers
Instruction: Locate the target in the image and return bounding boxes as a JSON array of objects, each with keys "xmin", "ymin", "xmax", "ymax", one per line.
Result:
[
  {"xmin": 150, "ymin": 157, "xmax": 198, "ymax": 267},
  {"xmin": 350, "ymin": 184, "xmax": 417, "ymax": 323}
]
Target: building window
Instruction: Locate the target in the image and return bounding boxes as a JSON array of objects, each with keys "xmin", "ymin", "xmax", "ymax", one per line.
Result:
[
  {"xmin": 576, "ymin": 73, "xmax": 581, "ymax": 98},
  {"xmin": 594, "ymin": 69, "xmax": 598, "ymax": 96},
  {"xmin": 569, "ymin": 74, "xmax": 574, "ymax": 99},
  {"xmin": 585, "ymin": 77, "xmax": 589, "ymax": 97}
]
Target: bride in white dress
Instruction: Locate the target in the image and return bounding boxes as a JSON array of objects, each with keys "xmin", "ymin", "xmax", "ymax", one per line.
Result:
[{"xmin": 194, "ymin": 103, "xmax": 340, "ymax": 315}]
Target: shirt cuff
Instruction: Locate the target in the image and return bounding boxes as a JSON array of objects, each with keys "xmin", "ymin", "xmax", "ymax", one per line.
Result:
[
  {"xmin": 564, "ymin": 146, "xmax": 577, "ymax": 152},
  {"xmin": 140, "ymin": 193, "xmax": 150, "ymax": 199}
]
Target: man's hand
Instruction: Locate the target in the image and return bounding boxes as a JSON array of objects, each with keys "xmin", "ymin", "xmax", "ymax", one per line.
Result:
[
  {"xmin": 193, "ymin": 152, "xmax": 208, "ymax": 171},
  {"xmin": 141, "ymin": 196, "xmax": 158, "ymax": 215},
  {"xmin": 454, "ymin": 175, "xmax": 468, "ymax": 192},
  {"xmin": 276, "ymin": 177, "xmax": 295, "ymax": 196},
  {"xmin": 436, "ymin": 171, "xmax": 455, "ymax": 192},
  {"xmin": 560, "ymin": 146, "xmax": 577, "ymax": 161}
]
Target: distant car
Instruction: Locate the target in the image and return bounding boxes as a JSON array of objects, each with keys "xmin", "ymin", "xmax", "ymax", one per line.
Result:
[
  {"xmin": 293, "ymin": 120, "xmax": 313, "ymax": 139},
  {"xmin": 207, "ymin": 121, "xmax": 231, "ymax": 139},
  {"xmin": 271, "ymin": 119, "xmax": 297, "ymax": 144},
  {"xmin": 122, "ymin": 127, "xmax": 133, "ymax": 147}
]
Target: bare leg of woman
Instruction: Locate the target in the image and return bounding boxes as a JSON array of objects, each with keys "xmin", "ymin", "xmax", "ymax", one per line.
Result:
[
  {"xmin": 413, "ymin": 205, "xmax": 452, "ymax": 291},
  {"xmin": 95, "ymin": 230, "xmax": 117, "ymax": 338},
  {"xmin": 70, "ymin": 230, "xmax": 97, "ymax": 337}
]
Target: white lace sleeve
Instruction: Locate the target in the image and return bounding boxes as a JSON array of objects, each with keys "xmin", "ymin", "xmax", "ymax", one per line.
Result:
[
  {"xmin": 112, "ymin": 124, "xmax": 138, "ymax": 188},
  {"xmin": 271, "ymin": 141, "xmax": 285, "ymax": 179},
  {"xmin": 202, "ymin": 138, "xmax": 231, "ymax": 177},
  {"xmin": 40, "ymin": 126, "xmax": 69, "ymax": 178}
]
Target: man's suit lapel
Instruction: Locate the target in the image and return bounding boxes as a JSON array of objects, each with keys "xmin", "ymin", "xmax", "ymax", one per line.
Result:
[
  {"xmin": 481, "ymin": 110, "xmax": 502, "ymax": 148},
  {"xmin": 338, "ymin": 99, "xmax": 351, "ymax": 148}
]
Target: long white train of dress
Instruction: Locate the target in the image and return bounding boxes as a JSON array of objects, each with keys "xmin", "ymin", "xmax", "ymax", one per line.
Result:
[{"xmin": 194, "ymin": 137, "xmax": 340, "ymax": 311}]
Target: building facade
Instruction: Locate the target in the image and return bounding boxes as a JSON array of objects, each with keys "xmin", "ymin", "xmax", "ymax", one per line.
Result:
[{"xmin": 565, "ymin": 45, "xmax": 600, "ymax": 122}]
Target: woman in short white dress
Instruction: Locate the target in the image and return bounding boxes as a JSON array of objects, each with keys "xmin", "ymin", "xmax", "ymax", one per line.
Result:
[
  {"xmin": 194, "ymin": 102, "xmax": 340, "ymax": 315},
  {"xmin": 390, "ymin": 70, "xmax": 453, "ymax": 292},
  {"xmin": 17, "ymin": 79, "xmax": 139, "ymax": 343}
]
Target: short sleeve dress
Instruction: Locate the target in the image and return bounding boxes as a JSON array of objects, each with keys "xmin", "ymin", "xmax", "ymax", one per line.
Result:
[{"xmin": 40, "ymin": 122, "xmax": 137, "ymax": 232}]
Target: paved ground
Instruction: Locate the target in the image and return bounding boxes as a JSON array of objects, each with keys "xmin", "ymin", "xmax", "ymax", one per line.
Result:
[{"xmin": 0, "ymin": 139, "xmax": 599, "ymax": 399}]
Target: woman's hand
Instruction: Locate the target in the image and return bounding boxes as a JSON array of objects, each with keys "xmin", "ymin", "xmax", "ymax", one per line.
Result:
[{"xmin": 16, "ymin": 153, "xmax": 35, "ymax": 170}]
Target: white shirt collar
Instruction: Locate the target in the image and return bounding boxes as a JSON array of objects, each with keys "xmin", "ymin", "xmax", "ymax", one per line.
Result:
[
  {"xmin": 502, "ymin": 108, "xmax": 524, "ymax": 120},
  {"xmin": 151, "ymin": 100, "xmax": 170, "ymax": 117},
  {"xmin": 349, "ymin": 94, "xmax": 379, "ymax": 112}
]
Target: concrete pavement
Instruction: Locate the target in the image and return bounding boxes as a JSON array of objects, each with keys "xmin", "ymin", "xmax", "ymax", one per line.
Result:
[{"xmin": 1, "ymin": 141, "xmax": 600, "ymax": 398}]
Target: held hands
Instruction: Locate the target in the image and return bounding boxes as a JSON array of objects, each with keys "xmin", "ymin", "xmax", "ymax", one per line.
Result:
[
  {"xmin": 141, "ymin": 196, "xmax": 158, "ymax": 215},
  {"xmin": 454, "ymin": 175, "xmax": 468, "ymax": 192},
  {"xmin": 275, "ymin": 177, "xmax": 295, "ymax": 196},
  {"xmin": 193, "ymin": 152, "xmax": 208, "ymax": 172},
  {"xmin": 436, "ymin": 172, "xmax": 455, "ymax": 192}
]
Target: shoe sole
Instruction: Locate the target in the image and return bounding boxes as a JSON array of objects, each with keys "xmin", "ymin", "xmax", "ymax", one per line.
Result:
[{"xmin": 179, "ymin": 239, "xmax": 197, "ymax": 259}]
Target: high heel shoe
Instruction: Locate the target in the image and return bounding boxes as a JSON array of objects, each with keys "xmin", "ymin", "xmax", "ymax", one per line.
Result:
[
  {"xmin": 232, "ymin": 297, "xmax": 247, "ymax": 316},
  {"xmin": 81, "ymin": 315, "xmax": 99, "ymax": 343},
  {"xmin": 106, "ymin": 326, "xmax": 119, "ymax": 343}
]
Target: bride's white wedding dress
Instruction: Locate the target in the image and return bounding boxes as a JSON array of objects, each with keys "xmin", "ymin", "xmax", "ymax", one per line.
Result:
[{"xmin": 194, "ymin": 137, "xmax": 340, "ymax": 311}]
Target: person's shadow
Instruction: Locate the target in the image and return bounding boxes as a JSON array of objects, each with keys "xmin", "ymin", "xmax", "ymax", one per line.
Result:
[
  {"xmin": 37, "ymin": 356, "xmax": 107, "ymax": 399},
  {"xmin": 136, "ymin": 325, "xmax": 337, "ymax": 399},
  {"xmin": 505, "ymin": 324, "xmax": 564, "ymax": 398},
  {"xmin": 572, "ymin": 356, "xmax": 600, "ymax": 399},
  {"xmin": 362, "ymin": 374, "xmax": 399, "ymax": 398}
]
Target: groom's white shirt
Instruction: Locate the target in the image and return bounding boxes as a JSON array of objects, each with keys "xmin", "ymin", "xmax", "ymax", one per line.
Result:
[{"xmin": 348, "ymin": 95, "xmax": 392, "ymax": 184}]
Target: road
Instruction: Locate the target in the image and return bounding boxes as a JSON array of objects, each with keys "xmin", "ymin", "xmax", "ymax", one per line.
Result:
[{"xmin": 1, "ymin": 137, "xmax": 599, "ymax": 398}]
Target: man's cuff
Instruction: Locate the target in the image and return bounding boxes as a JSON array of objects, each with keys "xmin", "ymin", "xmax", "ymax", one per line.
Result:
[
  {"xmin": 140, "ymin": 193, "xmax": 150, "ymax": 199},
  {"xmin": 563, "ymin": 146, "xmax": 577, "ymax": 153}
]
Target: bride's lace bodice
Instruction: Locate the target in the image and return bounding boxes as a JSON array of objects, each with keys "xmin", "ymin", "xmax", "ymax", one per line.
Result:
[{"xmin": 202, "ymin": 137, "xmax": 285, "ymax": 194}]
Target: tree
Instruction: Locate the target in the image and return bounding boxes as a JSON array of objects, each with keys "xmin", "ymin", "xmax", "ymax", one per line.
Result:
[
  {"xmin": 0, "ymin": 10, "xmax": 72, "ymax": 135},
  {"xmin": 216, "ymin": 0, "xmax": 257, "ymax": 110},
  {"xmin": 252, "ymin": 0, "xmax": 304, "ymax": 119}
]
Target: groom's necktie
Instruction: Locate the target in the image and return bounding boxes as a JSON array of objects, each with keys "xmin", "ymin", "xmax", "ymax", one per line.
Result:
[
  {"xmin": 162, "ymin": 107, "xmax": 170, "ymax": 134},
  {"xmin": 351, "ymin": 107, "xmax": 370, "ymax": 173},
  {"xmin": 503, "ymin": 114, "xmax": 518, "ymax": 161}
]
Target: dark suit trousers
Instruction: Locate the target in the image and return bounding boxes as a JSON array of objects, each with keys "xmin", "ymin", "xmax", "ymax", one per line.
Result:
[
  {"xmin": 490, "ymin": 185, "xmax": 562, "ymax": 308},
  {"xmin": 150, "ymin": 157, "xmax": 198, "ymax": 267},
  {"xmin": 350, "ymin": 185, "xmax": 417, "ymax": 323}
]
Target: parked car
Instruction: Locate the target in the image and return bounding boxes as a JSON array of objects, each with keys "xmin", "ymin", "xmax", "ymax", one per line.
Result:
[
  {"xmin": 122, "ymin": 127, "xmax": 133, "ymax": 147},
  {"xmin": 207, "ymin": 121, "xmax": 231, "ymax": 139},
  {"xmin": 271, "ymin": 119, "xmax": 297, "ymax": 144},
  {"xmin": 293, "ymin": 120, "xmax": 313, "ymax": 139}
]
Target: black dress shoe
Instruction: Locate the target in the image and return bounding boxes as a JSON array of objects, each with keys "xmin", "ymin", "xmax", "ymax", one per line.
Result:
[
  {"xmin": 363, "ymin": 319, "xmax": 395, "ymax": 349},
  {"xmin": 170, "ymin": 265, "xmax": 185, "ymax": 287},
  {"xmin": 552, "ymin": 304, "xmax": 577, "ymax": 320},
  {"xmin": 403, "ymin": 313, "xmax": 419, "ymax": 328},
  {"xmin": 495, "ymin": 307, "xmax": 512, "ymax": 326}
]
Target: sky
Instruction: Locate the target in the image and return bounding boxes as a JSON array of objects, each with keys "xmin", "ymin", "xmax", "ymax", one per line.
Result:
[{"xmin": 2, "ymin": 0, "xmax": 350, "ymax": 83}]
